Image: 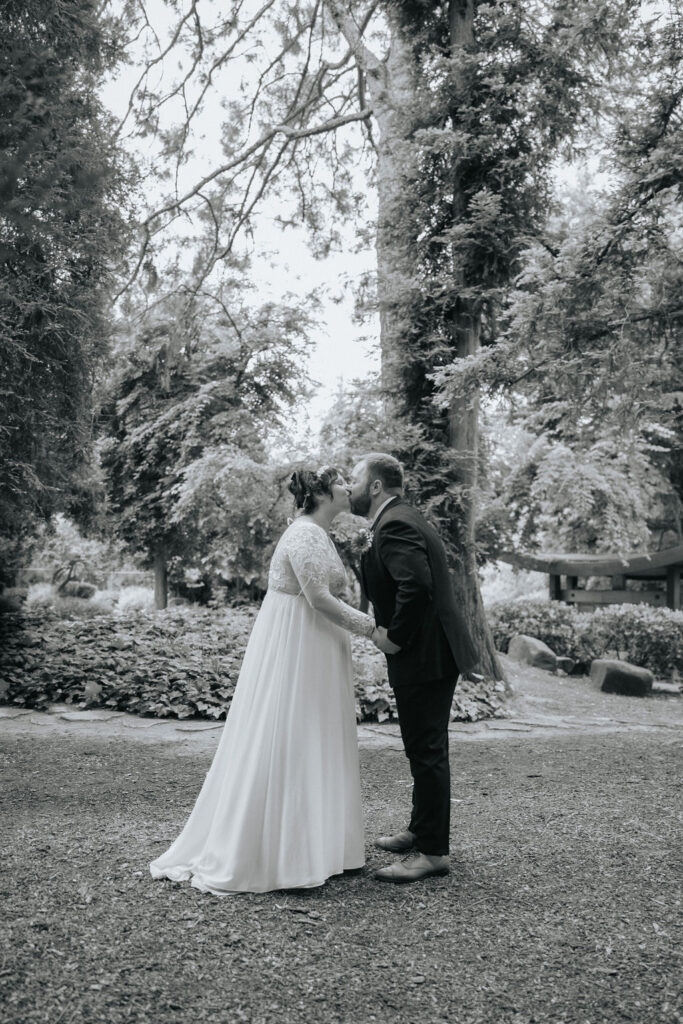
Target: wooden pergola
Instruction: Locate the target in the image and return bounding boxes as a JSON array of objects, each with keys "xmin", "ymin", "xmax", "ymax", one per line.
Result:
[{"xmin": 496, "ymin": 544, "xmax": 683, "ymax": 611}]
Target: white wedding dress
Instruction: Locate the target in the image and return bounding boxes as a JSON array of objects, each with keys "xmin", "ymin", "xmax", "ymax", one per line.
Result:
[{"xmin": 149, "ymin": 517, "xmax": 375, "ymax": 894}]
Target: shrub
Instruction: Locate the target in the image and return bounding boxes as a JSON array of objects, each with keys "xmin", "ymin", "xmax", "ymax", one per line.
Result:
[
  {"xmin": 116, "ymin": 586, "xmax": 155, "ymax": 613},
  {"xmin": 25, "ymin": 584, "xmax": 115, "ymax": 618},
  {"xmin": 19, "ymin": 567, "xmax": 52, "ymax": 585},
  {"xmin": 487, "ymin": 599, "xmax": 683, "ymax": 678},
  {"xmin": 26, "ymin": 583, "xmax": 56, "ymax": 608},
  {"xmin": 51, "ymin": 596, "xmax": 114, "ymax": 619},
  {"xmin": 1, "ymin": 606, "xmax": 505, "ymax": 722},
  {"xmin": 59, "ymin": 581, "xmax": 97, "ymax": 599},
  {"xmin": 0, "ymin": 608, "xmax": 254, "ymax": 717},
  {"xmin": 487, "ymin": 600, "xmax": 583, "ymax": 660},
  {"xmin": 583, "ymin": 605, "xmax": 683, "ymax": 678},
  {"xmin": 0, "ymin": 590, "xmax": 24, "ymax": 614},
  {"xmin": 350, "ymin": 633, "xmax": 504, "ymax": 722},
  {"xmin": 26, "ymin": 514, "xmax": 137, "ymax": 586}
]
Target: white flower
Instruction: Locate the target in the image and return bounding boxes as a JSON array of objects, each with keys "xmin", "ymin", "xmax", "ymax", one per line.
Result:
[{"xmin": 355, "ymin": 528, "xmax": 373, "ymax": 555}]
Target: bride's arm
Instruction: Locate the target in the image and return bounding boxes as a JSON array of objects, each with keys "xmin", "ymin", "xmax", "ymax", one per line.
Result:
[
  {"xmin": 288, "ymin": 528, "xmax": 376, "ymax": 638},
  {"xmin": 303, "ymin": 580, "xmax": 376, "ymax": 637}
]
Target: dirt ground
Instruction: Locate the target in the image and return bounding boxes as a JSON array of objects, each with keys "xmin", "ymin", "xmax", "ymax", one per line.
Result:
[{"xmin": 1, "ymin": 660, "xmax": 682, "ymax": 1024}]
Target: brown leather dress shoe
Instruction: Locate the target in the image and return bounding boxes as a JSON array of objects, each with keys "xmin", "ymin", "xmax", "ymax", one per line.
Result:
[
  {"xmin": 374, "ymin": 853, "xmax": 449, "ymax": 884},
  {"xmin": 374, "ymin": 829, "xmax": 416, "ymax": 853}
]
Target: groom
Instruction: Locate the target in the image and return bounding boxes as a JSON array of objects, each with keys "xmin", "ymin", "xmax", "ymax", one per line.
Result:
[{"xmin": 349, "ymin": 452, "xmax": 477, "ymax": 883}]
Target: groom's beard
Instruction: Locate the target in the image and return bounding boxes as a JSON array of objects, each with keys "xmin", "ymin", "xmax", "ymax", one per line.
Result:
[{"xmin": 349, "ymin": 486, "xmax": 372, "ymax": 518}]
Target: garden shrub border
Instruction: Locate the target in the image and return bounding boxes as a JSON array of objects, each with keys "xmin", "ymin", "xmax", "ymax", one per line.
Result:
[
  {"xmin": 488, "ymin": 600, "xmax": 683, "ymax": 679},
  {"xmin": 0, "ymin": 608, "xmax": 505, "ymax": 724},
  {"xmin": 4, "ymin": 600, "xmax": 677, "ymax": 727}
]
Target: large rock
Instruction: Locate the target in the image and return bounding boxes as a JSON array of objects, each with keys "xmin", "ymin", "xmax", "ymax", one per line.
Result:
[
  {"xmin": 590, "ymin": 658, "xmax": 653, "ymax": 697},
  {"xmin": 508, "ymin": 634, "xmax": 561, "ymax": 672}
]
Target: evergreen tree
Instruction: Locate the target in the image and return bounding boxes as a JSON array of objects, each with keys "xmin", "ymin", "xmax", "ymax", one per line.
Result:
[
  {"xmin": 100, "ymin": 284, "xmax": 313, "ymax": 606},
  {"xmin": 0, "ymin": 0, "xmax": 131, "ymax": 582},
  {"xmin": 435, "ymin": 11, "xmax": 683, "ymax": 555}
]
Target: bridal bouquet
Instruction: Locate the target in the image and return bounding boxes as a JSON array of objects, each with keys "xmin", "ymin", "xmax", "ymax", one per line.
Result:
[{"xmin": 329, "ymin": 514, "xmax": 373, "ymax": 563}]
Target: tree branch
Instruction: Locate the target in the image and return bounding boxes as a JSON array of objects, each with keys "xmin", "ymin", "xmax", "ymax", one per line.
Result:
[
  {"xmin": 116, "ymin": 2, "xmax": 382, "ymax": 295},
  {"xmin": 273, "ymin": 106, "xmax": 373, "ymax": 139},
  {"xmin": 115, "ymin": 0, "xmax": 201, "ymax": 139},
  {"xmin": 323, "ymin": 0, "xmax": 383, "ymax": 74}
]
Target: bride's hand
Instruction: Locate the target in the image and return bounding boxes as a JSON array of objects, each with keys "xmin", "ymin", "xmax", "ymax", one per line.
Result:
[{"xmin": 372, "ymin": 626, "xmax": 401, "ymax": 655}]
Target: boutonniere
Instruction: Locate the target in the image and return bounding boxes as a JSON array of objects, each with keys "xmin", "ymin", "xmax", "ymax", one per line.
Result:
[{"xmin": 354, "ymin": 527, "xmax": 374, "ymax": 556}]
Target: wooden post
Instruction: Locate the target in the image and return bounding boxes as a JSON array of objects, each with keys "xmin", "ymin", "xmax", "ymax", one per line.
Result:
[
  {"xmin": 667, "ymin": 566, "xmax": 681, "ymax": 610},
  {"xmin": 153, "ymin": 547, "xmax": 168, "ymax": 610},
  {"xmin": 549, "ymin": 574, "xmax": 562, "ymax": 601}
]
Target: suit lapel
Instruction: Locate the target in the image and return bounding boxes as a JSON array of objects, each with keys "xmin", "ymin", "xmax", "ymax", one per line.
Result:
[
  {"xmin": 371, "ymin": 495, "xmax": 403, "ymax": 535},
  {"xmin": 360, "ymin": 497, "xmax": 403, "ymax": 595},
  {"xmin": 362, "ymin": 497, "xmax": 402, "ymax": 584}
]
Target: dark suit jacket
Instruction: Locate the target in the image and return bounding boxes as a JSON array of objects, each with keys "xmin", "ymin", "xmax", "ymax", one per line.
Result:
[{"xmin": 360, "ymin": 498, "xmax": 478, "ymax": 687}]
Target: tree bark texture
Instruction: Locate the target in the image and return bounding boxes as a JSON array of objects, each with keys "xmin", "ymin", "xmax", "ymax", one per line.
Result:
[
  {"xmin": 355, "ymin": 14, "xmax": 417, "ymax": 393},
  {"xmin": 446, "ymin": 0, "xmax": 502, "ymax": 679}
]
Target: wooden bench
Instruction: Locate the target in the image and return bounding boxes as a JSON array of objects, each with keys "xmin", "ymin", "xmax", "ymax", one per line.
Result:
[{"xmin": 496, "ymin": 545, "xmax": 683, "ymax": 611}]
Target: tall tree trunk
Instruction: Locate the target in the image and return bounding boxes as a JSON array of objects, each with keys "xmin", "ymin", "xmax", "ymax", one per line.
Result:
[
  {"xmin": 367, "ymin": 17, "xmax": 417, "ymax": 388},
  {"xmin": 445, "ymin": 0, "xmax": 503, "ymax": 679},
  {"xmin": 367, "ymin": 7, "xmax": 503, "ymax": 680},
  {"xmin": 153, "ymin": 545, "xmax": 167, "ymax": 610},
  {"xmin": 448, "ymin": 303, "xmax": 501, "ymax": 678}
]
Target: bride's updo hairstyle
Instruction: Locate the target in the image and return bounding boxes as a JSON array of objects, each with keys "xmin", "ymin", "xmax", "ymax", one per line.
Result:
[{"xmin": 288, "ymin": 466, "xmax": 340, "ymax": 514}]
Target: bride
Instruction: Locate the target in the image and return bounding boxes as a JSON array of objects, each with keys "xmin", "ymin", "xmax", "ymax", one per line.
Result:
[{"xmin": 150, "ymin": 466, "xmax": 392, "ymax": 894}]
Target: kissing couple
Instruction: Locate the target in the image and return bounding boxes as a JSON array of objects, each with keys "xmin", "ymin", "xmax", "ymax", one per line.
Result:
[{"xmin": 150, "ymin": 452, "xmax": 477, "ymax": 893}]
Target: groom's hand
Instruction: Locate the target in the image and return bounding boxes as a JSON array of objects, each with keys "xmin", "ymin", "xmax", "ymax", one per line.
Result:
[{"xmin": 372, "ymin": 626, "xmax": 401, "ymax": 655}]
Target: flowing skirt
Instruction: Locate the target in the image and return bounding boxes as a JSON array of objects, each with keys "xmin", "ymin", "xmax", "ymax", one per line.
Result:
[{"xmin": 149, "ymin": 590, "xmax": 365, "ymax": 894}]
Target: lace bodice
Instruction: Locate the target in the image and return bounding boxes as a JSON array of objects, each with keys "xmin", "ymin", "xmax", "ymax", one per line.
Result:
[{"xmin": 268, "ymin": 519, "xmax": 374, "ymax": 638}]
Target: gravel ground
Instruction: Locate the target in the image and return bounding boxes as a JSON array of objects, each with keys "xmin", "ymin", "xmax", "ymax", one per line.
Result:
[{"xmin": 2, "ymin": 706, "xmax": 682, "ymax": 1024}]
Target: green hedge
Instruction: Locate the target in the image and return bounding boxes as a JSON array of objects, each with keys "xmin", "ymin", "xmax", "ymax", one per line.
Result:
[
  {"xmin": 488, "ymin": 601, "xmax": 583, "ymax": 660},
  {"xmin": 488, "ymin": 600, "xmax": 683, "ymax": 678},
  {"xmin": 0, "ymin": 608, "xmax": 505, "ymax": 723},
  {"xmin": 0, "ymin": 609, "xmax": 252, "ymax": 720},
  {"xmin": 3, "ymin": 603, "xmax": 679, "ymax": 727}
]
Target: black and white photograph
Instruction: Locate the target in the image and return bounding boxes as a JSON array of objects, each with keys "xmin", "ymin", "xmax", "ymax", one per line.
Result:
[{"xmin": 1, "ymin": 0, "xmax": 682, "ymax": 1022}]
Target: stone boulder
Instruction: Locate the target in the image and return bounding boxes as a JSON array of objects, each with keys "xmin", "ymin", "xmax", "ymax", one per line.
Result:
[
  {"xmin": 508, "ymin": 634, "xmax": 575, "ymax": 674},
  {"xmin": 590, "ymin": 658, "xmax": 653, "ymax": 697}
]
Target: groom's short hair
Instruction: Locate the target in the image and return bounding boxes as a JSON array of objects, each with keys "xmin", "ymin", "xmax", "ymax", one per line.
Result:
[{"xmin": 361, "ymin": 452, "xmax": 404, "ymax": 493}]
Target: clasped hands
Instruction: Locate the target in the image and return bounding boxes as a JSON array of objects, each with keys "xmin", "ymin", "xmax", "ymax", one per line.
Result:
[{"xmin": 371, "ymin": 625, "xmax": 401, "ymax": 655}]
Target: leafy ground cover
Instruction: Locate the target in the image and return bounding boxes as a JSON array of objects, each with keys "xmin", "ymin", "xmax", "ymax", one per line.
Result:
[
  {"xmin": 0, "ymin": 610, "xmax": 505, "ymax": 723},
  {"xmin": 1, "ymin": 724, "xmax": 680, "ymax": 1024}
]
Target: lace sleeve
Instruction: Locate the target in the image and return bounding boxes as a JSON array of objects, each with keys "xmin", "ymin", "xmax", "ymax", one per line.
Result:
[
  {"xmin": 286, "ymin": 523, "xmax": 331, "ymax": 589},
  {"xmin": 334, "ymin": 598, "xmax": 376, "ymax": 637},
  {"xmin": 287, "ymin": 523, "xmax": 375, "ymax": 638}
]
